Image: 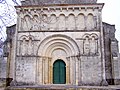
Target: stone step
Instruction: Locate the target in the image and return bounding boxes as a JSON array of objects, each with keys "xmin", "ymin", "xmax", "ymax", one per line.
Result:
[
  {"xmin": 4, "ymin": 88, "xmax": 118, "ymax": 90},
  {"xmin": 4, "ymin": 85, "xmax": 120, "ymax": 90}
]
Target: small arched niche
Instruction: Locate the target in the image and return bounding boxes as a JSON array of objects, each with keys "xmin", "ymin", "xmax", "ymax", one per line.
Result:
[
  {"xmin": 67, "ymin": 14, "xmax": 75, "ymax": 30},
  {"xmin": 49, "ymin": 14, "xmax": 57, "ymax": 30},
  {"xmin": 41, "ymin": 14, "xmax": 48, "ymax": 30},
  {"xmin": 87, "ymin": 13, "xmax": 94, "ymax": 30},
  {"xmin": 76, "ymin": 13, "xmax": 85, "ymax": 30},
  {"xmin": 58, "ymin": 14, "xmax": 66, "ymax": 30},
  {"xmin": 23, "ymin": 15, "xmax": 32, "ymax": 31},
  {"xmin": 32, "ymin": 15, "xmax": 39, "ymax": 30}
]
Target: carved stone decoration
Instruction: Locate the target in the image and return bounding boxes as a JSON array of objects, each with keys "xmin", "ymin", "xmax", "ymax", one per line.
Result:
[
  {"xmin": 32, "ymin": 15, "xmax": 39, "ymax": 30},
  {"xmin": 28, "ymin": 13, "xmax": 50, "ymax": 31},
  {"xmin": 91, "ymin": 34, "xmax": 98, "ymax": 55},
  {"xmin": 90, "ymin": 36, "xmax": 97, "ymax": 55},
  {"xmin": 21, "ymin": 38, "xmax": 28, "ymax": 55},
  {"xmin": 83, "ymin": 36, "xmax": 90, "ymax": 55},
  {"xmin": 49, "ymin": 14, "xmax": 57, "ymax": 30},
  {"xmin": 22, "ymin": 15, "xmax": 32, "ymax": 31},
  {"xmin": 83, "ymin": 34, "xmax": 98, "ymax": 55},
  {"xmin": 20, "ymin": 12, "xmax": 97, "ymax": 31},
  {"xmin": 28, "ymin": 37, "xmax": 34, "ymax": 55},
  {"xmin": 90, "ymin": 36, "xmax": 96, "ymax": 53},
  {"xmin": 20, "ymin": 35, "xmax": 34, "ymax": 56},
  {"xmin": 41, "ymin": 14, "xmax": 48, "ymax": 30}
]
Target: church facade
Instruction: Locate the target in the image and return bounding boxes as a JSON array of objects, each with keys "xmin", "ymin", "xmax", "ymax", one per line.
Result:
[{"xmin": 2, "ymin": 0, "xmax": 120, "ymax": 86}]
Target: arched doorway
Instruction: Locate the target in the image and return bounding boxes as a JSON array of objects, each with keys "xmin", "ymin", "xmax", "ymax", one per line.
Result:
[{"xmin": 53, "ymin": 59, "xmax": 66, "ymax": 84}]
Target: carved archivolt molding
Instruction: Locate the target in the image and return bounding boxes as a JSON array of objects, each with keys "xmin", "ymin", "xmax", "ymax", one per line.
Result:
[{"xmin": 37, "ymin": 34, "xmax": 80, "ymax": 57}]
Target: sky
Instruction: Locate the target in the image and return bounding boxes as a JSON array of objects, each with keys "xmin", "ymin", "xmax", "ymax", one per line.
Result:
[{"xmin": 0, "ymin": 0, "xmax": 120, "ymax": 52}]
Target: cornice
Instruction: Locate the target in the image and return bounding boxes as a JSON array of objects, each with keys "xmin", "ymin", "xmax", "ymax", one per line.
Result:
[{"xmin": 16, "ymin": 3, "xmax": 104, "ymax": 13}]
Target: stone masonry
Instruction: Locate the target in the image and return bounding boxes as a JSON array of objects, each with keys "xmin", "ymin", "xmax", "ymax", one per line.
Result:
[{"xmin": 0, "ymin": 0, "xmax": 120, "ymax": 87}]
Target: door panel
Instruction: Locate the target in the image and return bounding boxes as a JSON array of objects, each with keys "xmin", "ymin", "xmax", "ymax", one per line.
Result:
[{"xmin": 53, "ymin": 60, "xmax": 66, "ymax": 84}]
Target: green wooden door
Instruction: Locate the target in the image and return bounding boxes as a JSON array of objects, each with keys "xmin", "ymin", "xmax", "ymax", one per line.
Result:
[{"xmin": 53, "ymin": 60, "xmax": 66, "ymax": 84}]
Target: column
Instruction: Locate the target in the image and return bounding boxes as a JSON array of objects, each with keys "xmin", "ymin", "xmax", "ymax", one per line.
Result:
[
  {"xmin": 78, "ymin": 56, "xmax": 82, "ymax": 85},
  {"xmin": 66, "ymin": 57, "xmax": 70, "ymax": 84},
  {"xmin": 44, "ymin": 57, "xmax": 49, "ymax": 84},
  {"xmin": 42, "ymin": 57, "xmax": 45, "ymax": 84},
  {"xmin": 51, "ymin": 64, "xmax": 53, "ymax": 84},
  {"xmin": 75, "ymin": 17, "xmax": 77, "ymax": 30},
  {"xmin": 38, "ymin": 57, "xmax": 43, "ymax": 84},
  {"xmin": 94, "ymin": 16, "xmax": 97, "ymax": 29},
  {"xmin": 75, "ymin": 56, "xmax": 79, "ymax": 85},
  {"xmin": 84, "ymin": 16, "xmax": 87, "ymax": 30},
  {"xmin": 70, "ymin": 56, "xmax": 73, "ymax": 84},
  {"xmin": 48, "ymin": 57, "xmax": 52, "ymax": 84},
  {"xmin": 70, "ymin": 56, "xmax": 76, "ymax": 84},
  {"xmin": 36, "ymin": 57, "xmax": 39, "ymax": 84},
  {"xmin": 65, "ymin": 16, "xmax": 68, "ymax": 30},
  {"xmin": 71, "ymin": 56, "xmax": 76, "ymax": 84}
]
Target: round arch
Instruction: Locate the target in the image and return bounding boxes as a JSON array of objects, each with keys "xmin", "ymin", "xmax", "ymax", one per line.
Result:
[{"xmin": 37, "ymin": 34, "xmax": 80, "ymax": 57}]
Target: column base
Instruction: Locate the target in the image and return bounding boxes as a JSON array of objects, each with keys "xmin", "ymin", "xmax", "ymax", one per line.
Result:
[
  {"xmin": 6, "ymin": 78, "xmax": 13, "ymax": 86},
  {"xmin": 10, "ymin": 80, "xmax": 17, "ymax": 86},
  {"xmin": 100, "ymin": 79, "xmax": 108, "ymax": 86},
  {"xmin": 78, "ymin": 81, "xmax": 83, "ymax": 86}
]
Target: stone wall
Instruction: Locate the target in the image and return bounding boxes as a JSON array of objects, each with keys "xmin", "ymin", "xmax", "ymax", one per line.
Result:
[
  {"xmin": 15, "ymin": 31, "xmax": 102, "ymax": 85},
  {"xmin": 103, "ymin": 22, "xmax": 120, "ymax": 85},
  {"xmin": 0, "ymin": 56, "xmax": 7, "ymax": 86},
  {"xmin": 13, "ymin": 3, "xmax": 104, "ymax": 86},
  {"xmin": 16, "ymin": 57, "xmax": 36, "ymax": 85}
]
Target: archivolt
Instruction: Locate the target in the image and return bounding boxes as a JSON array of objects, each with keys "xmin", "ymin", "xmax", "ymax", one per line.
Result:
[{"xmin": 37, "ymin": 34, "xmax": 80, "ymax": 56}]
